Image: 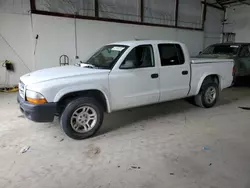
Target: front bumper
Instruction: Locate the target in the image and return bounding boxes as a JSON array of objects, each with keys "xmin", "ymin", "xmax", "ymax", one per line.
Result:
[{"xmin": 17, "ymin": 94, "xmax": 57, "ymax": 122}]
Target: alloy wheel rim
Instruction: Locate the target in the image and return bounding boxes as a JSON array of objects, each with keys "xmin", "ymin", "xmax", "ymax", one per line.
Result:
[
  {"xmin": 70, "ymin": 106, "xmax": 97, "ymax": 133},
  {"xmin": 205, "ymin": 86, "xmax": 216, "ymax": 104}
]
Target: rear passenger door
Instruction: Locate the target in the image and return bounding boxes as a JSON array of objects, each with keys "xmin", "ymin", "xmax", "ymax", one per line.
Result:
[{"xmin": 158, "ymin": 44, "xmax": 190, "ymax": 102}]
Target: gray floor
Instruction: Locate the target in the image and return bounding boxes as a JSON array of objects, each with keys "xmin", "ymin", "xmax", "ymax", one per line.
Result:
[{"xmin": 0, "ymin": 87, "xmax": 250, "ymax": 188}]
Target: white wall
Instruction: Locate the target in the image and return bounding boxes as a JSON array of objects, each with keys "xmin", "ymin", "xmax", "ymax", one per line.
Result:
[
  {"xmin": 32, "ymin": 15, "xmax": 76, "ymax": 70},
  {"xmin": 224, "ymin": 5, "xmax": 250, "ymax": 42},
  {"xmin": 0, "ymin": 0, "xmax": 207, "ymax": 85},
  {"xmin": 0, "ymin": 0, "xmax": 33, "ymax": 86},
  {"xmin": 33, "ymin": 14, "xmax": 204, "ymax": 69}
]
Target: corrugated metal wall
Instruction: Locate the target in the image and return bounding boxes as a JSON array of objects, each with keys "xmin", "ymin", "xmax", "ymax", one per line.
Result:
[
  {"xmin": 0, "ymin": 0, "xmax": 30, "ymax": 14},
  {"xmin": 99, "ymin": 0, "xmax": 140, "ymax": 21},
  {"xmin": 144, "ymin": 0, "xmax": 175, "ymax": 26},
  {"xmin": 35, "ymin": 0, "xmax": 203, "ymax": 29},
  {"xmin": 178, "ymin": 0, "xmax": 203, "ymax": 28},
  {"xmin": 36, "ymin": 0, "xmax": 95, "ymax": 16},
  {"xmin": 204, "ymin": 6, "xmax": 224, "ymax": 48}
]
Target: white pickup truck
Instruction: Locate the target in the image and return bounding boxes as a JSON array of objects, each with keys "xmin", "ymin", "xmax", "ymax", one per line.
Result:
[{"xmin": 18, "ymin": 40, "xmax": 234, "ymax": 139}]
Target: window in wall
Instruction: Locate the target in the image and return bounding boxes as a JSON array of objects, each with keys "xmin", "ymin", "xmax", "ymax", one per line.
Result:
[
  {"xmin": 34, "ymin": 0, "xmax": 205, "ymax": 29},
  {"xmin": 0, "ymin": 0, "xmax": 30, "ymax": 14},
  {"xmin": 35, "ymin": 0, "xmax": 95, "ymax": 16},
  {"xmin": 158, "ymin": 44, "xmax": 185, "ymax": 66},
  {"xmin": 178, "ymin": 0, "xmax": 203, "ymax": 29},
  {"xmin": 121, "ymin": 45, "xmax": 154, "ymax": 68},
  {"xmin": 99, "ymin": 0, "xmax": 140, "ymax": 21},
  {"xmin": 143, "ymin": 0, "xmax": 176, "ymax": 26}
]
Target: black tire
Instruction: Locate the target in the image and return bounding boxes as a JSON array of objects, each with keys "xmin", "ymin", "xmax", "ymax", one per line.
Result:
[
  {"xmin": 60, "ymin": 97, "xmax": 104, "ymax": 140},
  {"xmin": 194, "ymin": 83, "xmax": 219, "ymax": 108}
]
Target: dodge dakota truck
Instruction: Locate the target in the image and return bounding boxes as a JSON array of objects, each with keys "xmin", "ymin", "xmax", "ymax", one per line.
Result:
[{"xmin": 18, "ymin": 40, "xmax": 234, "ymax": 139}]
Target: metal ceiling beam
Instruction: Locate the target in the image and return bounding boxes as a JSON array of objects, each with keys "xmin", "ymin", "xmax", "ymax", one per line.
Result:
[
  {"xmin": 202, "ymin": 0, "xmax": 207, "ymax": 30},
  {"xmin": 175, "ymin": 0, "xmax": 179, "ymax": 27},
  {"xmin": 201, "ymin": 1, "xmax": 225, "ymax": 10},
  {"xmin": 219, "ymin": 0, "xmax": 248, "ymax": 5},
  {"xmin": 239, "ymin": 0, "xmax": 250, "ymax": 5},
  {"xmin": 215, "ymin": 0, "xmax": 225, "ymax": 8},
  {"xmin": 141, "ymin": 0, "xmax": 144, "ymax": 22},
  {"xmin": 95, "ymin": 0, "xmax": 99, "ymax": 17},
  {"xmin": 30, "ymin": 0, "xmax": 36, "ymax": 11}
]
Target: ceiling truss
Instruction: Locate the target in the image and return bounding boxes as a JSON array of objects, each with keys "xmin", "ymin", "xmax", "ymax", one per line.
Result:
[{"xmin": 212, "ymin": 0, "xmax": 250, "ymax": 8}]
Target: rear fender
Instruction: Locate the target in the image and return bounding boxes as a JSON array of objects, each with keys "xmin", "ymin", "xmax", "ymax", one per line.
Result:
[{"xmin": 195, "ymin": 74, "xmax": 221, "ymax": 95}]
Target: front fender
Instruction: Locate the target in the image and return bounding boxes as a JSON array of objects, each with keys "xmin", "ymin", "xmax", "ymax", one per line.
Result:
[{"xmin": 54, "ymin": 84, "xmax": 111, "ymax": 113}]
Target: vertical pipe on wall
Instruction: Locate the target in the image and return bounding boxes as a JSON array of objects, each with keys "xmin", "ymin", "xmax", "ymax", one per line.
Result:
[
  {"xmin": 140, "ymin": 0, "xmax": 144, "ymax": 23},
  {"xmin": 95, "ymin": 0, "xmax": 99, "ymax": 18},
  {"xmin": 30, "ymin": 0, "xmax": 36, "ymax": 70},
  {"xmin": 202, "ymin": 0, "xmax": 207, "ymax": 49},
  {"xmin": 74, "ymin": 13, "xmax": 78, "ymax": 58},
  {"xmin": 221, "ymin": 10, "xmax": 226, "ymax": 43},
  {"xmin": 175, "ymin": 0, "xmax": 179, "ymax": 27}
]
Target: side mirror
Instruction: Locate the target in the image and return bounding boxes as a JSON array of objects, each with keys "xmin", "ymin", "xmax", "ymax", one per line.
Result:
[
  {"xmin": 199, "ymin": 51, "xmax": 202, "ymax": 55},
  {"xmin": 120, "ymin": 60, "xmax": 135, "ymax": 69}
]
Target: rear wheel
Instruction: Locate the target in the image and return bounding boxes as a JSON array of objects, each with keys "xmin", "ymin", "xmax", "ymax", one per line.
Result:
[
  {"xmin": 60, "ymin": 97, "xmax": 104, "ymax": 140},
  {"xmin": 194, "ymin": 82, "xmax": 219, "ymax": 108}
]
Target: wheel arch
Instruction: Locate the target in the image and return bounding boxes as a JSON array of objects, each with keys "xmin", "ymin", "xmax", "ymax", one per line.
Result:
[
  {"xmin": 55, "ymin": 88, "xmax": 111, "ymax": 113},
  {"xmin": 195, "ymin": 74, "xmax": 221, "ymax": 95}
]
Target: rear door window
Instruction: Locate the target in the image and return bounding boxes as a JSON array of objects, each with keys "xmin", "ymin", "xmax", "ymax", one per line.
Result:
[{"xmin": 158, "ymin": 44, "xmax": 185, "ymax": 66}]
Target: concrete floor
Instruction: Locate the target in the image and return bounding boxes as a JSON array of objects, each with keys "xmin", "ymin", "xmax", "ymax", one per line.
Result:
[{"xmin": 0, "ymin": 87, "xmax": 250, "ymax": 188}]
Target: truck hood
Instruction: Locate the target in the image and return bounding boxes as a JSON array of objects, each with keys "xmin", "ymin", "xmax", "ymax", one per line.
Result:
[{"xmin": 20, "ymin": 66, "xmax": 110, "ymax": 85}]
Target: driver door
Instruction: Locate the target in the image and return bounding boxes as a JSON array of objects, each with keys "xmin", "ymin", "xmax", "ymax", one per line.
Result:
[{"xmin": 109, "ymin": 45, "xmax": 160, "ymax": 111}]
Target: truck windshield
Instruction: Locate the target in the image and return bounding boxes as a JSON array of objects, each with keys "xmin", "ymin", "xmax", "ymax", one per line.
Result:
[
  {"xmin": 84, "ymin": 45, "xmax": 128, "ymax": 69},
  {"xmin": 201, "ymin": 44, "xmax": 239, "ymax": 55}
]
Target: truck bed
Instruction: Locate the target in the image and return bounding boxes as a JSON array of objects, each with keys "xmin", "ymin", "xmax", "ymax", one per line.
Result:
[{"xmin": 188, "ymin": 58, "xmax": 234, "ymax": 97}]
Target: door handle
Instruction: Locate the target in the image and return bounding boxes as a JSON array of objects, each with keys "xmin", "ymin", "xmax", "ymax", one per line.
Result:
[
  {"xmin": 151, "ymin": 73, "xmax": 159, "ymax": 79},
  {"xmin": 182, "ymin": 70, "xmax": 188, "ymax": 75}
]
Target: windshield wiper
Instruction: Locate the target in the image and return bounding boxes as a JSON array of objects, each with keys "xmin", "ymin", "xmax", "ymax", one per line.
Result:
[
  {"xmin": 75, "ymin": 61, "xmax": 109, "ymax": 69},
  {"xmin": 82, "ymin": 63, "xmax": 96, "ymax": 69},
  {"xmin": 74, "ymin": 62, "xmax": 97, "ymax": 69}
]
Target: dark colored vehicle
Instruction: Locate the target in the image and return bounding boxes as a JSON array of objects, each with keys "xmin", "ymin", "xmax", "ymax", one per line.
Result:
[{"xmin": 198, "ymin": 43, "xmax": 250, "ymax": 83}]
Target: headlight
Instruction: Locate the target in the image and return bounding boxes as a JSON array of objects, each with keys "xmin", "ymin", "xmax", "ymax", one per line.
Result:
[{"xmin": 26, "ymin": 90, "xmax": 47, "ymax": 104}]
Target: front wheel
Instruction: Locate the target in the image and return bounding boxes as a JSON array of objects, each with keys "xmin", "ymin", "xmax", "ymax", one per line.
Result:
[
  {"xmin": 194, "ymin": 83, "xmax": 219, "ymax": 108},
  {"xmin": 60, "ymin": 97, "xmax": 104, "ymax": 140}
]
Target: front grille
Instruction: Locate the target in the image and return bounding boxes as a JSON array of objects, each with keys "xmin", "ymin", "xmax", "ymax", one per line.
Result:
[{"xmin": 19, "ymin": 81, "xmax": 25, "ymax": 99}]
